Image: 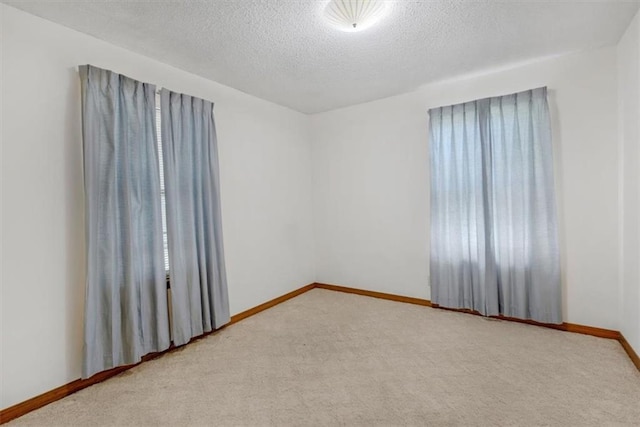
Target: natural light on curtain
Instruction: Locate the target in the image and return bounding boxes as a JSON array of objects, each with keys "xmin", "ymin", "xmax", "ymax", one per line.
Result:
[
  {"xmin": 428, "ymin": 87, "xmax": 561, "ymax": 324},
  {"xmin": 80, "ymin": 65, "xmax": 230, "ymax": 377},
  {"xmin": 80, "ymin": 65, "xmax": 170, "ymax": 378},
  {"xmin": 160, "ymin": 89, "xmax": 230, "ymax": 346}
]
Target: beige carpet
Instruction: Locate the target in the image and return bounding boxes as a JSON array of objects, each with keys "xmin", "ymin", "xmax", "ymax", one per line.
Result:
[{"xmin": 8, "ymin": 289, "xmax": 640, "ymax": 426}]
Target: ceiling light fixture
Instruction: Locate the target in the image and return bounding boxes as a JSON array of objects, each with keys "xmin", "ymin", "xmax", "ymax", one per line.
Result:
[{"xmin": 323, "ymin": 0, "xmax": 390, "ymax": 33}]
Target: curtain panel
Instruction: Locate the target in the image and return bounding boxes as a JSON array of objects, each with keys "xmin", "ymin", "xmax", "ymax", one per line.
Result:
[
  {"xmin": 80, "ymin": 65, "xmax": 170, "ymax": 378},
  {"xmin": 160, "ymin": 89, "xmax": 230, "ymax": 346},
  {"xmin": 429, "ymin": 87, "xmax": 561, "ymax": 324}
]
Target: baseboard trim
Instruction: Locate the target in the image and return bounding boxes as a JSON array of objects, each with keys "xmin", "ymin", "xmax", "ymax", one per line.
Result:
[
  {"xmin": 229, "ymin": 284, "xmax": 316, "ymax": 325},
  {"xmin": 619, "ymin": 334, "xmax": 640, "ymax": 371},
  {"xmin": 430, "ymin": 303, "xmax": 621, "ymax": 339},
  {"xmin": 313, "ymin": 283, "xmax": 432, "ymax": 307},
  {"xmin": 0, "ymin": 365, "xmax": 131, "ymax": 425},
  {"xmin": 3, "ymin": 281, "xmax": 638, "ymax": 423},
  {"xmin": 561, "ymin": 322, "xmax": 621, "ymax": 340},
  {"xmin": 0, "ymin": 283, "xmax": 316, "ymax": 424}
]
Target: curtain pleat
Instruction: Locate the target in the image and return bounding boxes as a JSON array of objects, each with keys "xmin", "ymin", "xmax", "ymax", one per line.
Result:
[
  {"xmin": 429, "ymin": 87, "xmax": 561, "ymax": 324},
  {"xmin": 161, "ymin": 89, "xmax": 230, "ymax": 346},
  {"xmin": 80, "ymin": 65, "xmax": 170, "ymax": 378}
]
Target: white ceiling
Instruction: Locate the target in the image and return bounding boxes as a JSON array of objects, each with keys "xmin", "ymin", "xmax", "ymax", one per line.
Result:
[{"xmin": 4, "ymin": 0, "xmax": 639, "ymax": 113}]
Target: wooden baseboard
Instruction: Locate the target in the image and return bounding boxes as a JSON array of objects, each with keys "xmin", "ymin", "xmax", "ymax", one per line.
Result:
[
  {"xmin": 313, "ymin": 283, "xmax": 432, "ymax": 307},
  {"xmin": 0, "ymin": 283, "xmax": 316, "ymax": 424},
  {"xmin": 619, "ymin": 334, "xmax": 640, "ymax": 371},
  {"xmin": 229, "ymin": 284, "xmax": 316, "ymax": 325},
  {"xmin": 561, "ymin": 322, "xmax": 621, "ymax": 340},
  {"xmin": 0, "ymin": 346, "xmax": 181, "ymax": 425},
  {"xmin": 430, "ymin": 303, "xmax": 621, "ymax": 339},
  {"xmin": 0, "ymin": 365, "xmax": 130, "ymax": 425}
]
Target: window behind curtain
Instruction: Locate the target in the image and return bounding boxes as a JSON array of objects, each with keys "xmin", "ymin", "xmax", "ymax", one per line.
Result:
[
  {"xmin": 156, "ymin": 92, "xmax": 170, "ymax": 273},
  {"xmin": 428, "ymin": 87, "xmax": 561, "ymax": 324}
]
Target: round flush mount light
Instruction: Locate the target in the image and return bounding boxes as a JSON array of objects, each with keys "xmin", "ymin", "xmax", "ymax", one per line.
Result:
[{"xmin": 323, "ymin": 0, "xmax": 390, "ymax": 32}]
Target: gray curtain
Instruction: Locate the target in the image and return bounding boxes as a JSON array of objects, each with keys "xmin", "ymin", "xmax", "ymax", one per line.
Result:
[
  {"xmin": 80, "ymin": 65, "xmax": 170, "ymax": 378},
  {"xmin": 429, "ymin": 87, "xmax": 561, "ymax": 324},
  {"xmin": 161, "ymin": 89, "xmax": 230, "ymax": 346}
]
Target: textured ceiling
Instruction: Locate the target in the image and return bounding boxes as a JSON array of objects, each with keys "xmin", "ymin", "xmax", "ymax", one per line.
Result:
[{"xmin": 3, "ymin": 0, "xmax": 639, "ymax": 113}]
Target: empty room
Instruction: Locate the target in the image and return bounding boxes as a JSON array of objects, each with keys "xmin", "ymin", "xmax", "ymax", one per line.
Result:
[{"xmin": 1, "ymin": 0, "xmax": 639, "ymax": 425}]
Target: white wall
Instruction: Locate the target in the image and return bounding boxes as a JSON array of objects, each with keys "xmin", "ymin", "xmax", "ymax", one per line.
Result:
[
  {"xmin": 2, "ymin": 1, "xmax": 636, "ymax": 413},
  {"xmin": 618, "ymin": 10, "xmax": 640, "ymax": 355},
  {"xmin": 311, "ymin": 47, "xmax": 621, "ymax": 332},
  {"xmin": 0, "ymin": 4, "xmax": 315, "ymax": 409}
]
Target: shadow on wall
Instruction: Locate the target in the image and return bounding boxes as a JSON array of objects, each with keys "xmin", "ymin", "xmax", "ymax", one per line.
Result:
[
  {"xmin": 64, "ymin": 65, "xmax": 86, "ymax": 379},
  {"xmin": 547, "ymin": 89, "xmax": 569, "ymax": 322}
]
